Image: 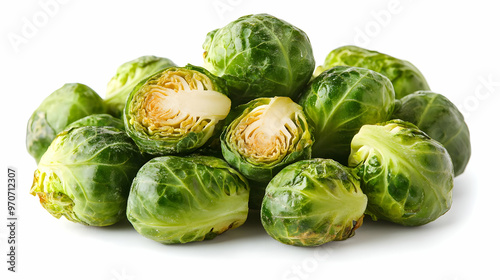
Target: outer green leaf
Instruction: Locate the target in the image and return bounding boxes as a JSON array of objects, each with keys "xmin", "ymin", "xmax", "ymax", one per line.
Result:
[
  {"xmin": 348, "ymin": 120, "xmax": 454, "ymax": 226},
  {"xmin": 104, "ymin": 56, "xmax": 176, "ymax": 117},
  {"xmin": 64, "ymin": 113, "xmax": 125, "ymax": 131},
  {"xmin": 203, "ymin": 13, "xmax": 315, "ymax": 105},
  {"xmin": 26, "ymin": 83, "xmax": 106, "ymax": 163},
  {"xmin": 30, "ymin": 126, "xmax": 146, "ymax": 226},
  {"xmin": 299, "ymin": 66, "xmax": 395, "ymax": 164},
  {"xmin": 124, "ymin": 65, "xmax": 231, "ymax": 155},
  {"xmin": 392, "ymin": 91, "xmax": 471, "ymax": 176},
  {"xmin": 316, "ymin": 45, "xmax": 430, "ymax": 99},
  {"xmin": 261, "ymin": 159, "xmax": 367, "ymax": 246},
  {"xmin": 126, "ymin": 155, "xmax": 249, "ymax": 244}
]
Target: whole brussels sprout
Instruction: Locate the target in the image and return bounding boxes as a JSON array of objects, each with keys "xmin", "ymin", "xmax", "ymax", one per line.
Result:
[
  {"xmin": 124, "ymin": 65, "xmax": 231, "ymax": 155},
  {"xmin": 30, "ymin": 126, "xmax": 146, "ymax": 226},
  {"xmin": 299, "ymin": 66, "xmax": 395, "ymax": 164},
  {"xmin": 348, "ymin": 120, "xmax": 454, "ymax": 226},
  {"xmin": 315, "ymin": 45, "xmax": 430, "ymax": 99},
  {"xmin": 392, "ymin": 91, "xmax": 471, "ymax": 176},
  {"xmin": 127, "ymin": 155, "xmax": 249, "ymax": 244},
  {"xmin": 203, "ymin": 13, "xmax": 315, "ymax": 105},
  {"xmin": 220, "ymin": 97, "xmax": 314, "ymax": 209},
  {"xmin": 261, "ymin": 159, "xmax": 367, "ymax": 247},
  {"xmin": 104, "ymin": 56, "xmax": 176, "ymax": 117},
  {"xmin": 26, "ymin": 83, "xmax": 106, "ymax": 163},
  {"xmin": 64, "ymin": 113, "xmax": 125, "ymax": 131}
]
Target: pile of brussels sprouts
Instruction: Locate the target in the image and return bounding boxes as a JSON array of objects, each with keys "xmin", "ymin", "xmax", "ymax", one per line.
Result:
[{"xmin": 27, "ymin": 14, "xmax": 471, "ymax": 247}]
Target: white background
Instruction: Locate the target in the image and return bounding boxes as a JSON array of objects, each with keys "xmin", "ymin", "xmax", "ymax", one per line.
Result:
[{"xmin": 1, "ymin": 0, "xmax": 499, "ymax": 279}]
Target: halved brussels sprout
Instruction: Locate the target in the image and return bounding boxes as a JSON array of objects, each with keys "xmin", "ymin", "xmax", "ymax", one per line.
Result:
[
  {"xmin": 220, "ymin": 97, "xmax": 314, "ymax": 208},
  {"xmin": 261, "ymin": 159, "xmax": 367, "ymax": 247},
  {"xmin": 315, "ymin": 45, "xmax": 430, "ymax": 99},
  {"xmin": 348, "ymin": 120, "xmax": 454, "ymax": 226},
  {"xmin": 30, "ymin": 126, "xmax": 146, "ymax": 226},
  {"xmin": 221, "ymin": 97, "xmax": 314, "ymax": 181},
  {"xmin": 127, "ymin": 155, "xmax": 249, "ymax": 244},
  {"xmin": 124, "ymin": 65, "xmax": 231, "ymax": 155},
  {"xmin": 64, "ymin": 113, "xmax": 125, "ymax": 131},
  {"xmin": 299, "ymin": 66, "xmax": 395, "ymax": 164},
  {"xmin": 203, "ymin": 13, "xmax": 315, "ymax": 105},
  {"xmin": 104, "ymin": 56, "xmax": 176, "ymax": 117},
  {"xmin": 26, "ymin": 83, "xmax": 106, "ymax": 163},
  {"xmin": 392, "ymin": 91, "xmax": 471, "ymax": 176}
]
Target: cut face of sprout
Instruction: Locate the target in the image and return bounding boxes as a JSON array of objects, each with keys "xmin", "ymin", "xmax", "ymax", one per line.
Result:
[
  {"xmin": 220, "ymin": 95, "xmax": 314, "ymax": 195},
  {"xmin": 232, "ymin": 97, "xmax": 302, "ymax": 164},
  {"xmin": 134, "ymin": 69, "xmax": 231, "ymax": 137}
]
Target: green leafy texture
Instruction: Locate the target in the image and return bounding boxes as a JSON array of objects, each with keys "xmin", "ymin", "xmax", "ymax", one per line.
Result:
[
  {"xmin": 315, "ymin": 45, "xmax": 430, "ymax": 99},
  {"xmin": 392, "ymin": 91, "xmax": 471, "ymax": 176},
  {"xmin": 65, "ymin": 114, "xmax": 125, "ymax": 131},
  {"xmin": 203, "ymin": 13, "xmax": 315, "ymax": 105},
  {"xmin": 126, "ymin": 155, "xmax": 249, "ymax": 244},
  {"xmin": 104, "ymin": 56, "xmax": 176, "ymax": 117},
  {"xmin": 261, "ymin": 159, "xmax": 367, "ymax": 247},
  {"xmin": 26, "ymin": 83, "xmax": 106, "ymax": 163},
  {"xmin": 348, "ymin": 120, "xmax": 454, "ymax": 226},
  {"xmin": 124, "ymin": 65, "xmax": 231, "ymax": 155},
  {"xmin": 220, "ymin": 97, "xmax": 314, "ymax": 209},
  {"xmin": 30, "ymin": 126, "xmax": 146, "ymax": 226},
  {"xmin": 299, "ymin": 66, "xmax": 395, "ymax": 164}
]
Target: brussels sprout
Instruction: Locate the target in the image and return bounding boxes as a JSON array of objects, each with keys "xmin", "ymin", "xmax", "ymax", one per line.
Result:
[
  {"xmin": 220, "ymin": 97, "xmax": 314, "ymax": 208},
  {"xmin": 26, "ymin": 83, "xmax": 106, "ymax": 163},
  {"xmin": 392, "ymin": 91, "xmax": 471, "ymax": 176},
  {"xmin": 221, "ymin": 97, "xmax": 313, "ymax": 181},
  {"xmin": 124, "ymin": 65, "xmax": 231, "ymax": 155},
  {"xmin": 299, "ymin": 66, "xmax": 395, "ymax": 164},
  {"xmin": 65, "ymin": 113, "xmax": 125, "ymax": 131},
  {"xmin": 315, "ymin": 45, "xmax": 430, "ymax": 99},
  {"xmin": 104, "ymin": 56, "xmax": 176, "ymax": 117},
  {"xmin": 127, "ymin": 155, "xmax": 249, "ymax": 244},
  {"xmin": 348, "ymin": 120, "xmax": 454, "ymax": 226},
  {"xmin": 203, "ymin": 13, "xmax": 315, "ymax": 105},
  {"xmin": 261, "ymin": 159, "xmax": 367, "ymax": 247},
  {"xmin": 30, "ymin": 126, "xmax": 146, "ymax": 226}
]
